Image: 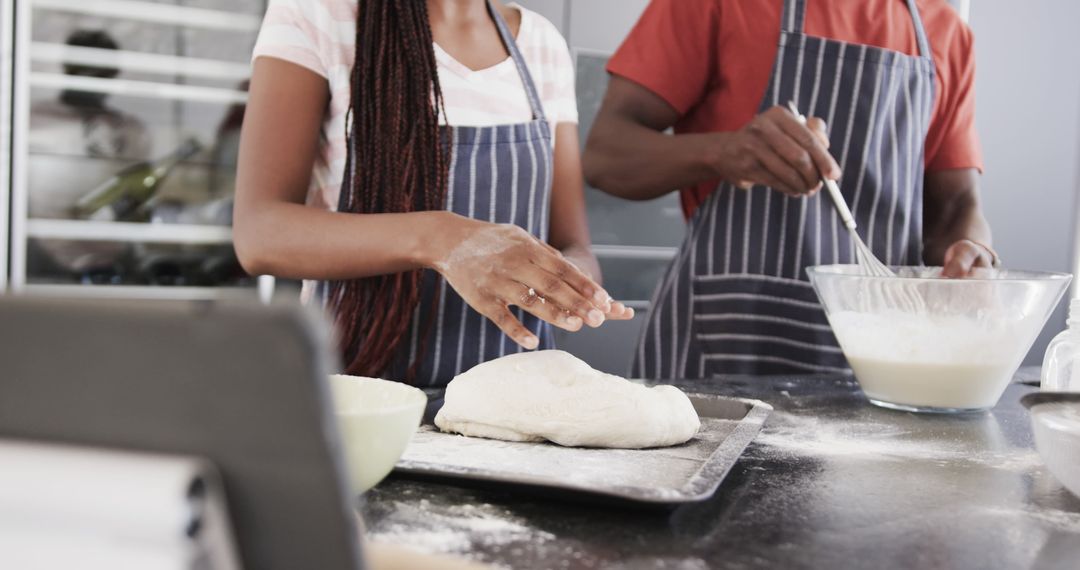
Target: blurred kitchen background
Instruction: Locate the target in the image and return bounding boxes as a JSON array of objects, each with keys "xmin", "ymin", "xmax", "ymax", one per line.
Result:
[
  {"xmin": 0, "ymin": 0, "xmax": 1077, "ymax": 374},
  {"xmin": 2, "ymin": 0, "xmax": 259, "ymax": 301}
]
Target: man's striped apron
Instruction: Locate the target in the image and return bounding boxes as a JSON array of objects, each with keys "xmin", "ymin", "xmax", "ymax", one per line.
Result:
[{"xmin": 633, "ymin": 0, "xmax": 936, "ymax": 379}]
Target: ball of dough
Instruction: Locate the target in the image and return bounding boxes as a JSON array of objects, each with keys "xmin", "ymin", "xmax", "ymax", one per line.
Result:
[{"xmin": 434, "ymin": 350, "xmax": 700, "ymax": 449}]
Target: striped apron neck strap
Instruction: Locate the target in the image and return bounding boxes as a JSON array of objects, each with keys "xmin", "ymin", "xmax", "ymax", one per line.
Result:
[
  {"xmin": 780, "ymin": 0, "xmax": 807, "ymax": 34},
  {"xmin": 486, "ymin": 0, "xmax": 548, "ymax": 123},
  {"xmin": 905, "ymin": 0, "xmax": 933, "ymax": 59}
]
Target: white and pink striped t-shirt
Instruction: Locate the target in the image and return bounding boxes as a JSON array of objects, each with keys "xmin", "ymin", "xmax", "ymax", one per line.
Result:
[{"xmin": 252, "ymin": 0, "xmax": 579, "ymax": 211}]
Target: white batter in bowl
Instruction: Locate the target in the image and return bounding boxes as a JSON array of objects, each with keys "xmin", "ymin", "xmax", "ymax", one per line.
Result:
[{"xmin": 808, "ymin": 265, "xmax": 1071, "ymax": 412}]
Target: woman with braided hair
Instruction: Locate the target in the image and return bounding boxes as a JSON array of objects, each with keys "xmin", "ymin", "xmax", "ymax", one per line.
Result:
[{"xmin": 236, "ymin": 0, "xmax": 632, "ymax": 385}]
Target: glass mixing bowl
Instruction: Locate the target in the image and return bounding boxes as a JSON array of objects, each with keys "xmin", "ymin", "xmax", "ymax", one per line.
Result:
[{"xmin": 807, "ymin": 265, "xmax": 1072, "ymax": 413}]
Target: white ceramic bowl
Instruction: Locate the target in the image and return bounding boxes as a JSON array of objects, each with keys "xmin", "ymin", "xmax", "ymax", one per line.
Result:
[
  {"xmin": 329, "ymin": 375, "xmax": 427, "ymax": 493},
  {"xmin": 1029, "ymin": 400, "xmax": 1080, "ymax": 498},
  {"xmin": 808, "ymin": 265, "xmax": 1071, "ymax": 412}
]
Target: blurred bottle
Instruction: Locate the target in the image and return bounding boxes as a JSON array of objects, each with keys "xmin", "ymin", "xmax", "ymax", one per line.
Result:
[
  {"xmin": 199, "ymin": 250, "xmax": 245, "ymax": 286},
  {"xmin": 136, "ymin": 253, "xmax": 196, "ymax": 287},
  {"xmin": 133, "ymin": 249, "xmax": 244, "ymax": 287},
  {"xmin": 141, "ymin": 196, "xmax": 234, "ymax": 227},
  {"xmin": 1042, "ymin": 298, "xmax": 1080, "ymax": 392},
  {"xmin": 73, "ymin": 138, "xmax": 202, "ymax": 222}
]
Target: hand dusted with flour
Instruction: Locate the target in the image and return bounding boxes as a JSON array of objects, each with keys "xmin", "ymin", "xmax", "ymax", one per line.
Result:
[
  {"xmin": 434, "ymin": 350, "xmax": 700, "ymax": 448},
  {"xmin": 431, "ymin": 221, "xmax": 613, "ymax": 348}
]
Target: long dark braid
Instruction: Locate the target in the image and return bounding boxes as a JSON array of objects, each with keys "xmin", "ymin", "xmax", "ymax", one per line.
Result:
[{"xmin": 329, "ymin": 0, "xmax": 449, "ymax": 379}]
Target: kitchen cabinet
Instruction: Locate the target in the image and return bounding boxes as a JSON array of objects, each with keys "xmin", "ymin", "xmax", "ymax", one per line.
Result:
[{"xmin": 8, "ymin": 0, "xmax": 265, "ymax": 300}]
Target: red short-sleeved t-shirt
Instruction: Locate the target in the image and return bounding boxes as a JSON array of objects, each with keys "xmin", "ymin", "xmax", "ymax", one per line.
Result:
[{"xmin": 607, "ymin": 0, "xmax": 983, "ymax": 218}]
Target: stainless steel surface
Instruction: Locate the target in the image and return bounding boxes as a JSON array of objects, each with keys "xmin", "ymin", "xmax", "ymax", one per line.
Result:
[
  {"xmin": 553, "ymin": 314, "xmax": 651, "ymax": 376},
  {"xmin": 11, "ymin": 0, "xmax": 30, "ymax": 289},
  {"xmin": 0, "ymin": 0, "xmax": 13, "ymax": 291},
  {"xmin": 394, "ymin": 394, "xmax": 772, "ymax": 505},
  {"xmin": 590, "ymin": 244, "xmax": 678, "ymax": 261},
  {"xmin": 364, "ymin": 371, "xmax": 1080, "ymax": 569},
  {"xmin": 1026, "ymin": 397, "xmax": 1080, "ymax": 500},
  {"xmin": 1023, "ymin": 392, "xmax": 1080, "ymax": 407},
  {"xmin": 31, "ymin": 0, "xmax": 262, "ymax": 31},
  {"xmin": 1074, "ymin": 188, "xmax": 1080, "ymax": 301}
]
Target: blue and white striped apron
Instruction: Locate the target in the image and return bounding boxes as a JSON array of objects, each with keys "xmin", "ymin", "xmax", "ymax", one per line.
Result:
[
  {"xmin": 633, "ymin": 0, "xmax": 935, "ymax": 379},
  {"xmin": 334, "ymin": 1, "xmax": 555, "ymax": 387}
]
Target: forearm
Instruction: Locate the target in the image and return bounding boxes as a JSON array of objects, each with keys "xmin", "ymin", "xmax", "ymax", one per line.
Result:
[
  {"xmin": 922, "ymin": 168, "xmax": 991, "ymax": 266},
  {"xmin": 584, "ymin": 120, "xmax": 720, "ymax": 201},
  {"xmin": 233, "ymin": 203, "xmax": 450, "ymax": 280},
  {"xmin": 560, "ymin": 243, "xmax": 603, "ymax": 284},
  {"xmin": 924, "ymin": 207, "xmax": 990, "ymax": 266}
]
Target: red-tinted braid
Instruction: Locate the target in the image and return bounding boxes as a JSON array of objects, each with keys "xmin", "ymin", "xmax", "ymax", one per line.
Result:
[{"xmin": 329, "ymin": 0, "xmax": 449, "ymax": 380}]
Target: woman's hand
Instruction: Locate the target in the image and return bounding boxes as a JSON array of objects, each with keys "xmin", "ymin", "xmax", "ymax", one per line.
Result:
[
  {"xmin": 711, "ymin": 105, "xmax": 841, "ymax": 196},
  {"xmin": 560, "ymin": 245, "xmax": 635, "ymax": 322},
  {"xmin": 427, "ymin": 214, "xmax": 622, "ymax": 349}
]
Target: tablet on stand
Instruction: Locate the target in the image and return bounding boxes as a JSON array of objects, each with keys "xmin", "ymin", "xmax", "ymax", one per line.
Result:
[{"xmin": 0, "ymin": 297, "xmax": 365, "ymax": 570}]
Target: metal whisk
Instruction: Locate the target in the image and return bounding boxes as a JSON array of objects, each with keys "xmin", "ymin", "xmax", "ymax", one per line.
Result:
[
  {"xmin": 786, "ymin": 101, "xmax": 894, "ymax": 278},
  {"xmin": 786, "ymin": 102, "xmax": 925, "ymax": 313}
]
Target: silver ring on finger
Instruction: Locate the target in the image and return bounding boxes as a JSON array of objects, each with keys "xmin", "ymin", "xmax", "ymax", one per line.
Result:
[{"xmin": 520, "ymin": 286, "xmax": 546, "ymax": 307}]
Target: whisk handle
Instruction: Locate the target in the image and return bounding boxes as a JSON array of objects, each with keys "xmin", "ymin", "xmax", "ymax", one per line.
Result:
[
  {"xmin": 785, "ymin": 101, "xmax": 858, "ymax": 232},
  {"xmin": 823, "ymin": 178, "xmax": 858, "ymax": 231}
]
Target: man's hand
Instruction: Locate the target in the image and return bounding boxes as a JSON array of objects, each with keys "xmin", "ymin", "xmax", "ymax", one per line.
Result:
[
  {"xmin": 924, "ymin": 169, "xmax": 992, "ymax": 277},
  {"xmin": 941, "ymin": 239, "xmax": 996, "ymax": 278},
  {"xmin": 711, "ymin": 106, "xmax": 841, "ymax": 196}
]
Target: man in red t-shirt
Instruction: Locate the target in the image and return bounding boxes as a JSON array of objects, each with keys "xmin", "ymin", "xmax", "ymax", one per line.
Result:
[{"xmin": 584, "ymin": 0, "xmax": 996, "ymax": 378}]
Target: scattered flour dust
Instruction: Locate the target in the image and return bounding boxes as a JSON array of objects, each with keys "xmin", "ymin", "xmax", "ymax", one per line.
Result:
[
  {"xmin": 754, "ymin": 411, "xmax": 1044, "ymax": 472},
  {"xmin": 366, "ymin": 498, "xmax": 554, "ymax": 561},
  {"xmin": 979, "ymin": 506, "xmax": 1080, "ymax": 533}
]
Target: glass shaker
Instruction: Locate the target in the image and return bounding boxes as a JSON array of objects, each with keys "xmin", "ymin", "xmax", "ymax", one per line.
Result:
[{"xmin": 1042, "ymin": 298, "xmax": 1080, "ymax": 391}]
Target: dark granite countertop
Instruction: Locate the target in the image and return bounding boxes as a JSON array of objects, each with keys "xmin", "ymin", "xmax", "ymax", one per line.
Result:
[{"xmin": 361, "ymin": 369, "xmax": 1080, "ymax": 569}]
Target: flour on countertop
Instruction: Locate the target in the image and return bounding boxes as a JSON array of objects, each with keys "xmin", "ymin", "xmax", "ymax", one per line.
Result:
[
  {"xmin": 979, "ymin": 506, "xmax": 1080, "ymax": 533},
  {"xmin": 753, "ymin": 411, "xmax": 1044, "ymax": 472},
  {"xmin": 366, "ymin": 498, "xmax": 554, "ymax": 562}
]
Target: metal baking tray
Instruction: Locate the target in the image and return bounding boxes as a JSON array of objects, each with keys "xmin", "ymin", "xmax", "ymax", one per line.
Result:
[{"xmin": 393, "ymin": 394, "xmax": 772, "ymax": 505}]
